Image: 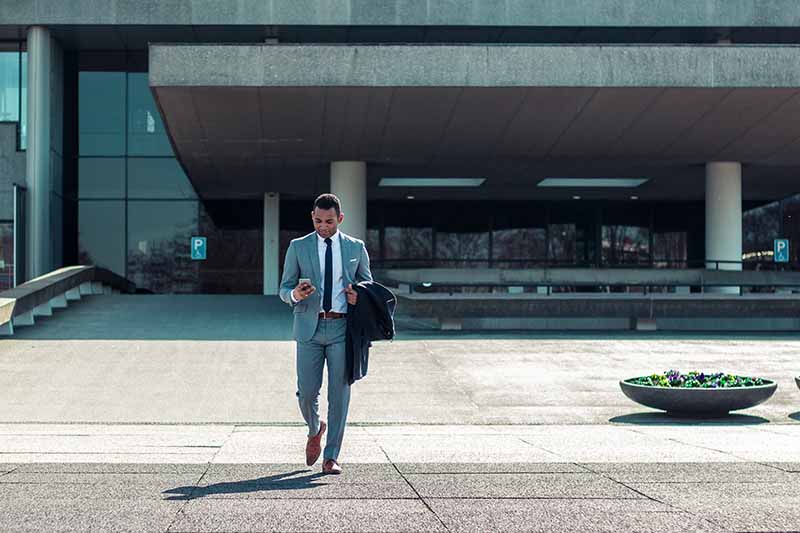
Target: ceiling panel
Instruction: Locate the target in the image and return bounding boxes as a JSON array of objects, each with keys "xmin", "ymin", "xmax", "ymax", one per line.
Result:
[
  {"xmin": 607, "ymin": 88, "xmax": 723, "ymax": 158},
  {"xmin": 663, "ymin": 88, "xmax": 797, "ymax": 159},
  {"xmin": 379, "ymin": 87, "xmax": 461, "ymax": 162},
  {"xmin": 549, "ymin": 88, "xmax": 664, "ymax": 158}
]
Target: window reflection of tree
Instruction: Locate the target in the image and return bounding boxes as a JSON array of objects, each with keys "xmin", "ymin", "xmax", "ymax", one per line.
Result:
[
  {"xmin": 548, "ymin": 224, "xmax": 576, "ymax": 265},
  {"xmin": 653, "ymin": 232, "xmax": 687, "ymax": 269},
  {"xmin": 493, "ymin": 228, "xmax": 547, "ymax": 269},
  {"xmin": 602, "ymin": 225, "xmax": 649, "ymax": 266},
  {"xmin": 384, "ymin": 227, "xmax": 432, "ymax": 268},
  {"xmin": 127, "ymin": 220, "xmax": 199, "ymax": 294},
  {"xmin": 743, "ymin": 201, "xmax": 780, "ymax": 271},
  {"xmin": 435, "ymin": 231, "xmax": 488, "ymax": 268}
]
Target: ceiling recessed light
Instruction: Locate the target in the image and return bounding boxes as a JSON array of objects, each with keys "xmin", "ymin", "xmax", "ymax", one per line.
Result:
[
  {"xmin": 379, "ymin": 178, "xmax": 486, "ymax": 187},
  {"xmin": 572, "ymin": 195, "xmax": 581, "ymax": 200},
  {"xmin": 630, "ymin": 195, "xmax": 639, "ymax": 200},
  {"xmin": 406, "ymin": 195, "xmax": 415, "ymax": 200},
  {"xmin": 538, "ymin": 178, "xmax": 648, "ymax": 188}
]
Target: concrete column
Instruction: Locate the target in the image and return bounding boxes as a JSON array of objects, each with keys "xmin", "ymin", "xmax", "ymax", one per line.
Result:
[
  {"xmin": 330, "ymin": 161, "xmax": 367, "ymax": 240},
  {"xmin": 25, "ymin": 26, "xmax": 52, "ymax": 280},
  {"xmin": 263, "ymin": 192, "xmax": 280, "ymax": 295},
  {"xmin": 705, "ymin": 162, "xmax": 742, "ymax": 294}
]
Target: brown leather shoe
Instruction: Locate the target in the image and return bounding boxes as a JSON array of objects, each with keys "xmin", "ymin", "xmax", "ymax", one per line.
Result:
[
  {"xmin": 305, "ymin": 421, "xmax": 326, "ymax": 466},
  {"xmin": 322, "ymin": 458, "xmax": 342, "ymax": 475}
]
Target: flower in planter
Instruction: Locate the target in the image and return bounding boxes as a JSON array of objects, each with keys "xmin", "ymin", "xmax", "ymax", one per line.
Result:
[{"xmin": 629, "ymin": 370, "xmax": 766, "ymax": 388}]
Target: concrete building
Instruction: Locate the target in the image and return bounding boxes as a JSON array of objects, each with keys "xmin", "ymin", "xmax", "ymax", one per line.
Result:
[{"xmin": 1, "ymin": 0, "xmax": 800, "ymax": 299}]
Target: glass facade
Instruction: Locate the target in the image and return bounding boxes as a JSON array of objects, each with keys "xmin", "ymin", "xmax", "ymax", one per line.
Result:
[
  {"xmin": 77, "ymin": 66, "xmax": 265, "ymax": 293},
  {"xmin": 0, "ymin": 45, "xmax": 26, "ymax": 149}
]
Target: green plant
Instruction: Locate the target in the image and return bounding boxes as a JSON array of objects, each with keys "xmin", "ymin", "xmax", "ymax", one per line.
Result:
[{"xmin": 627, "ymin": 369, "xmax": 767, "ymax": 388}]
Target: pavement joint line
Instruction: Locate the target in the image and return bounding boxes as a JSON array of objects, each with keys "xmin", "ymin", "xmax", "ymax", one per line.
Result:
[
  {"xmin": 573, "ymin": 461, "xmax": 721, "ymax": 528},
  {"xmin": 165, "ymin": 426, "xmax": 235, "ymax": 533},
  {"xmin": 515, "ymin": 436, "xmax": 567, "ymax": 460},
  {"xmin": 420, "ymin": 339, "xmax": 482, "ymax": 412},
  {"xmin": 371, "ymin": 429, "xmax": 452, "ymax": 533}
]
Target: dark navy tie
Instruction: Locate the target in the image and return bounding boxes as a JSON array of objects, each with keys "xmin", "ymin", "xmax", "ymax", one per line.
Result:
[{"xmin": 323, "ymin": 237, "xmax": 333, "ymax": 312}]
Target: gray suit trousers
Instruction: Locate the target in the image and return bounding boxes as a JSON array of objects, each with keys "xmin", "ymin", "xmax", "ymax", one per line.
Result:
[{"xmin": 295, "ymin": 316, "xmax": 350, "ymax": 462}]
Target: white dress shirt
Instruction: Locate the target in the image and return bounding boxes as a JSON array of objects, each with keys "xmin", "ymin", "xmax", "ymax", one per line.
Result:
[{"xmin": 291, "ymin": 231, "xmax": 347, "ymax": 313}]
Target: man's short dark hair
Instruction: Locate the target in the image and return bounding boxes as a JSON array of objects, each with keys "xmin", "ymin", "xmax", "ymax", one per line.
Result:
[{"xmin": 313, "ymin": 193, "xmax": 341, "ymax": 216}]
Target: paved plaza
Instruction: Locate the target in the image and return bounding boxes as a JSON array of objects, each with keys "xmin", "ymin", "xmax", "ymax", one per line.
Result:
[{"xmin": 0, "ymin": 295, "xmax": 799, "ymax": 531}]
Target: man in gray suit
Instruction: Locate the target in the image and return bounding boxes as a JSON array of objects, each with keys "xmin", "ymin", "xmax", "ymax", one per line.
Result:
[{"xmin": 279, "ymin": 193, "xmax": 373, "ymax": 475}]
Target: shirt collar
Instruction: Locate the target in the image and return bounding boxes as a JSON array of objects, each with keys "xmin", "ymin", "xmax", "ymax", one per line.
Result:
[{"xmin": 317, "ymin": 230, "xmax": 339, "ymax": 245}]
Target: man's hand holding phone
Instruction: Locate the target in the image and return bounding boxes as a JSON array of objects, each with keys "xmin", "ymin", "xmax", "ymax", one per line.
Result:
[{"xmin": 292, "ymin": 278, "xmax": 316, "ymax": 301}]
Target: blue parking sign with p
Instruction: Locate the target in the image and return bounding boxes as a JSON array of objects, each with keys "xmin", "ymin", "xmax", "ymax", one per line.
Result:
[
  {"xmin": 191, "ymin": 237, "xmax": 207, "ymax": 260},
  {"xmin": 774, "ymin": 239, "xmax": 789, "ymax": 263}
]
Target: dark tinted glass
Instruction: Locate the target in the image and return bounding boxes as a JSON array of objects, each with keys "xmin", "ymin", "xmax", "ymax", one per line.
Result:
[{"xmin": 79, "ymin": 72, "xmax": 126, "ymax": 156}]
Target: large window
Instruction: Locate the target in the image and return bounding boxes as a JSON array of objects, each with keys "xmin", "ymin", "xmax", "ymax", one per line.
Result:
[
  {"xmin": 77, "ymin": 68, "xmax": 212, "ymax": 292},
  {"xmin": 127, "ymin": 201, "xmax": 200, "ymax": 293},
  {"xmin": 434, "ymin": 203, "xmax": 489, "ymax": 268},
  {"xmin": 78, "ymin": 201, "xmax": 126, "ymax": 276},
  {"xmin": 601, "ymin": 205, "xmax": 651, "ymax": 266},
  {"xmin": 743, "ymin": 201, "xmax": 781, "ymax": 268},
  {"xmin": 79, "ymin": 72, "xmax": 126, "ymax": 156},
  {"xmin": 492, "ymin": 205, "xmax": 547, "ymax": 268},
  {"xmin": 0, "ymin": 44, "xmax": 26, "ymax": 149},
  {"xmin": 382, "ymin": 203, "xmax": 434, "ymax": 268},
  {"xmin": 0, "ymin": 50, "xmax": 20, "ymax": 122},
  {"xmin": 127, "ymin": 73, "xmax": 172, "ymax": 156}
]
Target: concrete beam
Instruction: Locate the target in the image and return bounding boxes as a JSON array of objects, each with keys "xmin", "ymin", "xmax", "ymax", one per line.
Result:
[
  {"xmin": 90, "ymin": 282, "xmax": 103, "ymax": 294},
  {"xmin": 5, "ymin": 0, "xmax": 800, "ymax": 28},
  {"xmin": 151, "ymin": 44, "xmax": 800, "ymax": 89},
  {"xmin": 0, "ymin": 321, "xmax": 12, "ymax": 336},
  {"xmin": 78, "ymin": 282, "xmax": 92, "ymax": 296}
]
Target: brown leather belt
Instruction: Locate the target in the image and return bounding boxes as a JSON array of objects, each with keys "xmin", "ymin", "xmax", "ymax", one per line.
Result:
[{"xmin": 319, "ymin": 311, "xmax": 347, "ymax": 319}]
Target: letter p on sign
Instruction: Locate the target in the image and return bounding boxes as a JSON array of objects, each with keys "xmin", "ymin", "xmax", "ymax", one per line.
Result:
[
  {"xmin": 774, "ymin": 239, "xmax": 789, "ymax": 263},
  {"xmin": 191, "ymin": 237, "xmax": 207, "ymax": 260}
]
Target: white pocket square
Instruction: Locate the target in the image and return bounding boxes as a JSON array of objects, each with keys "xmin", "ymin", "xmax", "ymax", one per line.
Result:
[{"xmin": 349, "ymin": 258, "xmax": 358, "ymax": 262}]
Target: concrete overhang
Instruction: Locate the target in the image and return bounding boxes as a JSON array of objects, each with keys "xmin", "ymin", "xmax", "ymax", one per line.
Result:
[
  {"xmin": 4, "ymin": 0, "xmax": 800, "ymax": 27},
  {"xmin": 149, "ymin": 44, "xmax": 800, "ymax": 202}
]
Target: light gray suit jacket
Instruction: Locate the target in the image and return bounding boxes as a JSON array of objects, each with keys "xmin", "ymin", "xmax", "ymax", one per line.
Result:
[{"xmin": 279, "ymin": 231, "xmax": 373, "ymax": 342}]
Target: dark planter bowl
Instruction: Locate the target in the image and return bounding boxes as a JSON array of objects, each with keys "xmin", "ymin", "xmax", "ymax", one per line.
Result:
[{"xmin": 620, "ymin": 378, "xmax": 778, "ymax": 416}]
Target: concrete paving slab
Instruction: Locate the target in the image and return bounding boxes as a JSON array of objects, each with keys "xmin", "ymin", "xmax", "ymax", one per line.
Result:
[
  {"xmin": 630, "ymin": 425, "xmax": 800, "ymax": 462},
  {"xmin": 581, "ymin": 462, "xmax": 795, "ymax": 483},
  {"xmin": 395, "ymin": 462, "xmax": 590, "ymax": 474},
  {"xmin": 188, "ymin": 463, "xmax": 415, "ymax": 500},
  {"xmin": 0, "ymin": 452, "xmax": 217, "ymax": 463},
  {"xmin": 3, "ymin": 296, "xmax": 800, "ymax": 425},
  {"xmin": 765, "ymin": 462, "xmax": 800, "ymax": 472},
  {"xmin": 426, "ymin": 499, "xmax": 725, "ymax": 533},
  {"xmin": 5, "ymin": 462, "xmax": 209, "ymax": 474},
  {"xmin": 0, "ymin": 473, "xmax": 203, "ymax": 500},
  {"xmin": 627, "ymin": 482, "xmax": 800, "ymax": 532},
  {"xmin": 373, "ymin": 434, "xmax": 563, "ymax": 463},
  {"xmin": 406, "ymin": 472, "xmax": 644, "ymax": 499},
  {"xmin": 171, "ymin": 498, "xmax": 446, "ymax": 532},
  {"xmin": 0, "ymin": 497, "xmax": 184, "ymax": 532},
  {"xmin": 211, "ymin": 431, "xmax": 389, "ymax": 464}
]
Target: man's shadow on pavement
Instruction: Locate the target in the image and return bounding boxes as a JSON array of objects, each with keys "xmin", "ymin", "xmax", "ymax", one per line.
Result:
[{"xmin": 163, "ymin": 469, "xmax": 327, "ymax": 501}]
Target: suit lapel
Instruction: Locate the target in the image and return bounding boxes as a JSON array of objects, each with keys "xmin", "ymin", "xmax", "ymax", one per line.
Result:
[
  {"xmin": 306, "ymin": 233, "xmax": 322, "ymax": 288},
  {"xmin": 339, "ymin": 233, "xmax": 351, "ymax": 285}
]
